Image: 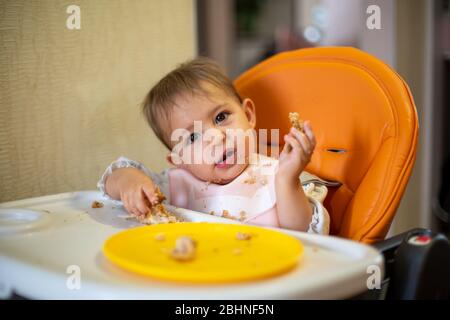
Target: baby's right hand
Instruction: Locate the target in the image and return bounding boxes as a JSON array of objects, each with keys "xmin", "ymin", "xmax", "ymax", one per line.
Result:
[{"xmin": 116, "ymin": 168, "xmax": 160, "ymax": 217}]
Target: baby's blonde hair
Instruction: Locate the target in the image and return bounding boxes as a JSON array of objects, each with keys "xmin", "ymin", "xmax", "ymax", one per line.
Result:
[{"xmin": 142, "ymin": 57, "xmax": 242, "ymax": 149}]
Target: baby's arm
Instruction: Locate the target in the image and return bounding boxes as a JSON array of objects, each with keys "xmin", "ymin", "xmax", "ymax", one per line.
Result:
[
  {"xmin": 275, "ymin": 121, "xmax": 316, "ymax": 231},
  {"xmin": 97, "ymin": 157, "xmax": 168, "ymax": 217},
  {"xmin": 105, "ymin": 167, "xmax": 159, "ymax": 216},
  {"xmin": 275, "ymin": 177, "xmax": 313, "ymax": 231}
]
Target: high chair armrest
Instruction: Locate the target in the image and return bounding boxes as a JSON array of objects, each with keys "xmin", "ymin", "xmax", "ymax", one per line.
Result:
[
  {"xmin": 372, "ymin": 228, "xmax": 427, "ymax": 281},
  {"xmin": 371, "ymin": 228, "xmax": 450, "ymax": 299}
]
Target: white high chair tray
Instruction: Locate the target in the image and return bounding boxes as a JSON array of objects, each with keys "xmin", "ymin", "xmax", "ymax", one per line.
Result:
[{"xmin": 0, "ymin": 191, "xmax": 383, "ymax": 299}]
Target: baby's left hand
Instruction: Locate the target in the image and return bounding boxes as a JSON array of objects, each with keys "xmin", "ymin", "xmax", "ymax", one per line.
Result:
[{"xmin": 277, "ymin": 121, "xmax": 316, "ymax": 185}]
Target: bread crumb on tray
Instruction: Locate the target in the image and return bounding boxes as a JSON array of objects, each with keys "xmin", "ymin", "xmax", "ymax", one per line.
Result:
[{"xmin": 91, "ymin": 201, "xmax": 104, "ymax": 208}]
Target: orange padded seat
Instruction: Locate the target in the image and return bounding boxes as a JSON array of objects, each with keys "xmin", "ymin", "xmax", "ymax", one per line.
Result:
[{"xmin": 234, "ymin": 47, "xmax": 418, "ymax": 243}]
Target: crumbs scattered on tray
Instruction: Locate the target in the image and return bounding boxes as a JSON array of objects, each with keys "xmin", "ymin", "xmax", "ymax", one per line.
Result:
[
  {"xmin": 91, "ymin": 201, "xmax": 104, "ymax": 208},
  {"xmin": 207, "ymin": 209, "xmax": 247, "ymax": 221}
]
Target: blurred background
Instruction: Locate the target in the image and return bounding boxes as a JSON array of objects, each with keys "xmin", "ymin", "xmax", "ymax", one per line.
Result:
[
  {"xmin": 196, "ymin": 0, "xmax": 450, "ymax": 237},
  {"xmin": 0, "ymin": 0, "xmax": 449, "ymax": 238}
]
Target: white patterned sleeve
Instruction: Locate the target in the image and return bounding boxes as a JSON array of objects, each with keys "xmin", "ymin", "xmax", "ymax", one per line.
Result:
[
  {"xmin": 97, "ymin": 156, "xmax": 170, "ymax": 204},
  {"xmin": 303, "ymin": 183, "xmax": 330, "ymax": 235}
]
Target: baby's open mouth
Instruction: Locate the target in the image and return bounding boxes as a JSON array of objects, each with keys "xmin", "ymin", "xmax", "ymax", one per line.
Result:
[{"xmin": 215, "ymin": 149, "xmax": 235, "ymax": 168}]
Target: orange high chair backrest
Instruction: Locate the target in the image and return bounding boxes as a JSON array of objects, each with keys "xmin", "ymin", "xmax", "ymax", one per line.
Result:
[{"xmin": 234, "ymin": 47, "xmax": 418, "ymax": 244}]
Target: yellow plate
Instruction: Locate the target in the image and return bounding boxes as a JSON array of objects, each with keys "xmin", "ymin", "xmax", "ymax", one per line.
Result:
[{"xmin": 103, "ymin": 222, "xmax": 303, "ymax": 283}]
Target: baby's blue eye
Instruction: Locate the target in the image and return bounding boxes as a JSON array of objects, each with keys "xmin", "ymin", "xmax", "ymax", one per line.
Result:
[
  {"xmin": 215, "ymin": 112, "xmax": 229, "ymax": 124},
  {"xmin": 188, "ymin": 132, "xmax": 201, "ymax": 144}
]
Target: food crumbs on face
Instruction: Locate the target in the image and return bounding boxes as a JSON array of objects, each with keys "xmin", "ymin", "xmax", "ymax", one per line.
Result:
[
  {"xmin": 170, "ymin": 236, "xmax": 197, "ymax": 261},
  {"xmin": 288, "ymin": 112, "xmax": 305, "ymax": 133},
  {"xmin": 233, "ymin": 248, "xmax": 242, "ymax": 255},
  {"xmin": 91, "ymin": 201, "xmax": 104, "ymax": 208},
  {"xmin": 155, "ymin": 233, "xmax": 166, "ymax": 241},
  {"xmin": 236, "ymin": 232, "xmax": 252, "ymax": 240}
]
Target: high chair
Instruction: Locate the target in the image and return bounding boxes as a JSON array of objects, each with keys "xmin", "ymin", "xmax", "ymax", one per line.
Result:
[
  {"xmin": 234, "ymin": 46, "xmax": 418, "ymax": 244},
  {"xmin": 235, "ymin": 47, "xmax": 450, "ymax": 299}
]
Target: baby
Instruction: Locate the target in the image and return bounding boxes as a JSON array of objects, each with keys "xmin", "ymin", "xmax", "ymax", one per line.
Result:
[{"xmin": 98, "ymin": 57, "xmax": 329, "ymax": 234}]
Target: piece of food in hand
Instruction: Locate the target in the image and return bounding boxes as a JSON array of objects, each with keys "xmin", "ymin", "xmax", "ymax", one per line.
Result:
[
  {"xmin": 91, "ymin": 201, "xmax": 104, "ymax": 208},
  {"xmin": 288, "ymin": 112, "xmax": 305, "ymax": 133},
  {"xmin": 170, "ymin": 236, "xmax": 197, "ymax": 261},
  {"xmin": 135, "ymin": 187, "xmax": 181, "ymax": 224}
]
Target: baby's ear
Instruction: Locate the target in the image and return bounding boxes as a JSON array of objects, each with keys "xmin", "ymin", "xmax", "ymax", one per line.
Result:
[
  {"xmin": 166, "ymin": 153, "xmax": 175, "ymax": 166},
  {"xmin": 243, "ymin": 98, "xmax": 256, "ymax": 129},
  {"xmin": 167, "ymin": 153, "xmax": 183, "ymax": 168}
]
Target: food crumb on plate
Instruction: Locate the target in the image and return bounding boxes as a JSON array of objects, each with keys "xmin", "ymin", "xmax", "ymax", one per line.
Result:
[
  {"xmin": 170, "ymin": 236, "xmax": 197, "ymax": 262},
  {"xmin": 155, "ymin": 233, "xmax": 166, "ymax": 241},
  {"xmin": 232, "ymin": 248, "xmax": 243, "ymax": 255},
  {"xmin": 236, "ymin": 232, "xmax": 252, "ymax": 240}
]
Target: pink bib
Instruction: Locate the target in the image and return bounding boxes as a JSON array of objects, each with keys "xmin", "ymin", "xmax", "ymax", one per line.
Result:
[{"xmin": 168, "ymin": 154, "xmax": 280, "ymax": 227}]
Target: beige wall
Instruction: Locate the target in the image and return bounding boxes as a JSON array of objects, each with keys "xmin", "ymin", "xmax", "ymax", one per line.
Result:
[{"xmin": 0, "ymin": 0, "xmax": 196, "ymax": 202}]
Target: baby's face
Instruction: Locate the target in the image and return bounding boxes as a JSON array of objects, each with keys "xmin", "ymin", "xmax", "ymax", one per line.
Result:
[{"xmin": 166, "ymin": 82, "xmax": 256, "ymax": 184}]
